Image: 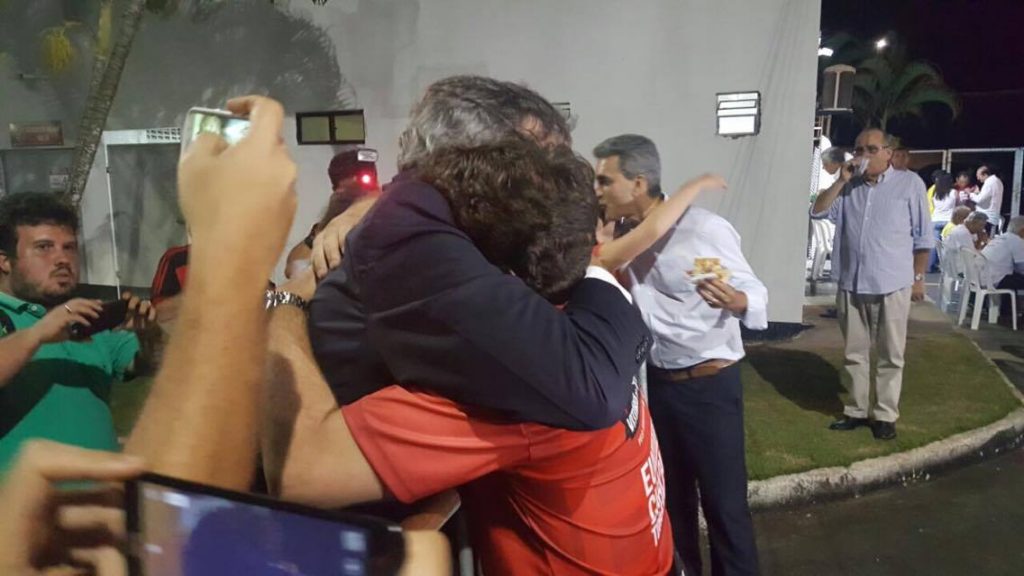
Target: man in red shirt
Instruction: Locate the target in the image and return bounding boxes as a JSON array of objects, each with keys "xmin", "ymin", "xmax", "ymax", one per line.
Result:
[{"xmin": 263, "ymin": 141, "xmax": 674, "ymax": 575}]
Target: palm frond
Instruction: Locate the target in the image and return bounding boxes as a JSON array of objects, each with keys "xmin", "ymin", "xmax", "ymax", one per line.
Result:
[
  {"xmin": 887, "ymin": 61, "xmax": 944, "ymax": 101},
  {"xmin": 895, "ymin": 85, "xmax": 961, "ymax": 118}
]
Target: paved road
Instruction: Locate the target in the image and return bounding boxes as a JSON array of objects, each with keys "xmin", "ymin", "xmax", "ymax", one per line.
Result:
[{"xmin": 754, "ymin": 446, "xmax": 1024, "ymax": 576}]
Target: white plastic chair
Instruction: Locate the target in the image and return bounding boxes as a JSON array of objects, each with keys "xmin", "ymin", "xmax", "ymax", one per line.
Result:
[
  {"xmin": 957, "ymin": 248, "xmax": 1017, "ymax": 331},
  {"xmin": 809, "ymin": 219, "xmax": 835, "ymax": 282},
  {"xmin": 936, "ymin": 238, "xmax": 964, "ymax": 311}
]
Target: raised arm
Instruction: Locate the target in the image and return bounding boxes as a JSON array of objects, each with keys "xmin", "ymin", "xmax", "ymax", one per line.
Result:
[
  {"xmin": 812, "ymin": 159, "xmax": 854, "ymax": 216},
  {"xmin": 125, "ymin": 96, "xmax": 297, "ymax": 491},
  {"xmin": 594, "ymin": 174, "xmax": 726, "ymax": 272}
]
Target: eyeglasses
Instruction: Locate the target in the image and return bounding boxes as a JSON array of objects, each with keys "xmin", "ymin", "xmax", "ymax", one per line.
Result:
[{"xmin": 853, "ymin": 145, "xmax": 889, "ymax": 156}]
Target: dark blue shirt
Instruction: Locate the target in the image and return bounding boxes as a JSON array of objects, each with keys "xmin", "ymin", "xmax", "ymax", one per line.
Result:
[{"xmin": 309, "ymin": 172, "xmax": 650, "ymax": 430}]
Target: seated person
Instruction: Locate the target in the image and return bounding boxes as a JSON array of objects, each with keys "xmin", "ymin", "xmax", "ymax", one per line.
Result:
[
  {"xmin": 982, "ymin": 215, "xmax": 1024, "ymax": 291},
  {"xmin": 941, "ymin": 206, "xmax": 971, "ymax": 239},
  {"xmin": 263, "ymin": 139, "xmax": 674, "ymax": 575},
  {"xmin": 946, "ymin": 210, "xmax": 990, "ymax": 254},
  {"xmin": 284, "ymin": 147, "xmax": 380, "ymax": 279},
  {"xmin": 0, "ymin": 193, "xmax": 157, "ymax": 474}
]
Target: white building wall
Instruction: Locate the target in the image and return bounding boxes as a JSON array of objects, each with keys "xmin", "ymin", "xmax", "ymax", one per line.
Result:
[{"xmin": 1, "ymin": 0, "xmax": 820, "ymax": 322}]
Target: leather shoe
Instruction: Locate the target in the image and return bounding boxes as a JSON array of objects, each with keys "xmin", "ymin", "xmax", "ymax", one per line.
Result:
[
  {"xmin": 828, "ymin": 416, "xmax": 869, "ymax": 431},
  {"xmin": 872, "ymin": 421, "xmax": 897, "ymax": 440}
]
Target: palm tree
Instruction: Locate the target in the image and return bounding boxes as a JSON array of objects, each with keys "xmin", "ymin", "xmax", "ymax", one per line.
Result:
[
  {"xmin": 851, "ymin": 44, "xmax": 960, "ymax": 131},
  {"xmin": 65, "ymin": 0, "xmax": 147, "ymax": 208},
  {"xmin": 2, "ymin": 0, "xmax": 333, "ymax": 209}
]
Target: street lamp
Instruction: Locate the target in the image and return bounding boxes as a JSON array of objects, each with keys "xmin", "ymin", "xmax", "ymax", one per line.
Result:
[
  {"xmin": 818, "ymin": 47, "xmax": 834, "ymax": 57},
  {"xmin": 875, "ymin": 37, "xmax": 889, "ymax": 51}
]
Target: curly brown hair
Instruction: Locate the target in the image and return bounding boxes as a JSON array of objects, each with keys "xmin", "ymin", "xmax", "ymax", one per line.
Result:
[{"xmin": 420, "ymin": 139, "xmax": 598, "ymax": 304}]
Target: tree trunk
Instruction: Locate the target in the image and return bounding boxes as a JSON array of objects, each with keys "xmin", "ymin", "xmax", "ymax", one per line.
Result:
[{"xmin": 63, "ymin": 0, "xmax": 147, "ymax": 209}]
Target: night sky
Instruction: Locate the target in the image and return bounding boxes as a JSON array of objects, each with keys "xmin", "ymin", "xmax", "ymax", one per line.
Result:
[{"xmin": 821, "ymin": 0, "xmax": 1024, "ymax": 149}]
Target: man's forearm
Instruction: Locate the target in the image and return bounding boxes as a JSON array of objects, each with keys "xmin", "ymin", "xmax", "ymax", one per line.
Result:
[
  {"xmin": 0, "ymin": 329, "xmax": 42, "ymax": 388},
  {"xmin": 812, "ymin": 178, "xmax": 846, "ymax": 215},
  {"xmin": 913, "ymin": 250, "xmax": 929, "ymax": 276},
  {"xmin": 264, "ymin": 306, "xmax": 383, "ymax": 506},
  {"xmin": 125, "ymin": 249, "xmax": 269, "ymax": 490}
]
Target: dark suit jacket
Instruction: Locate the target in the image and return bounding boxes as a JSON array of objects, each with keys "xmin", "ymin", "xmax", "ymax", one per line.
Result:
[{"xmin": 308, "ymin": 172, "xmax": 650, "ymax": 430}]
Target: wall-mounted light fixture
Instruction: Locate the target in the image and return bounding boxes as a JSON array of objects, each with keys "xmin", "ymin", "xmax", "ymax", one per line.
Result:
[{"xmin": 716, "ymin": 91, "xmax": 761, "ymax": 138}]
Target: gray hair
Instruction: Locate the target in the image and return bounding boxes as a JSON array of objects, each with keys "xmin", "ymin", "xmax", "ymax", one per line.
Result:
[
  {"xmin": 965, "ymin": 211, "xmax": 989, "ymax": 224},
  {"xmin": 1007, "ymin": 215, "xmax": 1024, "ymax": 235},
  {"xmin": 858, "ymin": 127, "xmax": 897, "ymax": 148},
  {"xmin": 592, "ymin": 134, "xmax": 662, "ymax": 198},
  {"xmin": 821, "ymin": 146, "xmax": 846, "ymax": 165},
  {"xmin": 397, "ymin": 75, "xmax": 571, "ymax": 170}
]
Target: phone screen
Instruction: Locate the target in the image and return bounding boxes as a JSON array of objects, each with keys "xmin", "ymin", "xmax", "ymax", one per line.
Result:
[
  {"xmin": 182, "ymin": 108, "xmax": 251, "ymax": 152},
  {"xmin": 128, "ymin": 475, "xmax": 403, "ymax": 576}
]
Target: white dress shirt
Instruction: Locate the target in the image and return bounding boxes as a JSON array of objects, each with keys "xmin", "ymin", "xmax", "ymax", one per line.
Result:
[
  {"xmin": 971, "ymin": 175, "xmax": 1004, "ymax": 223},
  {"xmin": 981, "ymin": 232, "xmax": 1024, "ymax": 285},
  {"xmin": 945, "ymin": 224, "xmax": 976, "ymax": 254},
  {"xmin": 621, "ymin": 207, "xmax": 768, "ymax": 370}
]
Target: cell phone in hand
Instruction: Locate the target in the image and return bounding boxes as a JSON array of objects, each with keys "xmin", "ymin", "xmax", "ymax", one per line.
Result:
[
  {"xmin": 69, "ymin": 299, "xmax": 129, "ymax": 340},
  {"xmin": 180, "ymin": 107, "xmax": 251, "ymax": 158},
  {"xmin": 125, "ymin": 473, "xmax": 406, "ymax": 576}
]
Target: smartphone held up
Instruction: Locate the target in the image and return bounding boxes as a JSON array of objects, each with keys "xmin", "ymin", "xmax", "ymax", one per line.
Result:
[{"xmin": 180, "ymin": 107, "xmax": 252, "ymax": 157}]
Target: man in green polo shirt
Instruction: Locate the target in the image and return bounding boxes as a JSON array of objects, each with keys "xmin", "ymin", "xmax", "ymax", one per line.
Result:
[{"xmin": 0, "ymin": 192, "xmax": 156, "ymax": 475}]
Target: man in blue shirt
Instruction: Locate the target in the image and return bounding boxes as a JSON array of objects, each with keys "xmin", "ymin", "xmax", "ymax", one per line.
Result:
[{"xmin": 811, "ymin": 128, "xmax": 933, "ymax": 440}]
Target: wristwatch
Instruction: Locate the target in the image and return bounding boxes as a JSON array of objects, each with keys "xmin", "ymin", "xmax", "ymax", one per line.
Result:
[
  {"xmin": 264, "ymin": 290, "xmax": 309, "ymax": 311},
  {"xmin": 914, "ymin": 273, "xmax": 925, "ymax": 282}
]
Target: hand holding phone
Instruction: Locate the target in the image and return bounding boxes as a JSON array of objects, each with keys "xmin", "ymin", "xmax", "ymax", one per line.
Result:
[
  {"xmin": 180, "ymin": 107, "xmax": 251, "ymax": 158},
  {"xmin": 69, "ymin": 299, "xmax": 129, "ymax": 340},
  {"xmin": 177, "ymin": 96, "xmax": 297, "ymax": 280},
  {"xmin": 126, "ymin": 473, "xmax": 405, "ymax": 576}
]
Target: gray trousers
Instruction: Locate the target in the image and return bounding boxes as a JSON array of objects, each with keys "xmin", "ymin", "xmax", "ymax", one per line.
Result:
[{"xmin": 836, "ymin": 287, "xmax": 912, "ymax": 423}]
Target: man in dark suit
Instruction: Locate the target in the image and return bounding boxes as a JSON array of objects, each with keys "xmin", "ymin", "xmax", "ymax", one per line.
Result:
[{"xmin": 301, "ymin": 75, "xmax": 649, "ymax": 430}]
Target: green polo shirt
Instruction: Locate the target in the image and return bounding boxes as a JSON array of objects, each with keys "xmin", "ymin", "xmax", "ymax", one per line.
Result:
[{"xmin": 0, "ymin": 292, "xmax": 139, "ymax": 475}]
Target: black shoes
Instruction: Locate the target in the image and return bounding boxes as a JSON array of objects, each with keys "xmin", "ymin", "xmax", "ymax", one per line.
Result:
[
  {"xmin": 871, "ymin": 420, "xmax": 897, "ymax": 440},
  {"xmin": 828, "ymin": 416, "xmax": 897, "ymax": 440},
  {"xmin": 828, "ymin": 416, "xmax": 869, "ymax": 430}
]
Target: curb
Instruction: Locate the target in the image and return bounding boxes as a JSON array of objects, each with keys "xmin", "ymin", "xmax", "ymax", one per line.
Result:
[{"xmin": 748, "ymin": 407, "xmax": 1024, "ymax": 510}]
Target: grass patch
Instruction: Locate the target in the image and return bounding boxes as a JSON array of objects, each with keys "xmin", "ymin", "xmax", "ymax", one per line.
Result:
[
  {"xmin": 743, "ymin": 330, "xmax": 1021, "ymax": 480},
  {"xmin": 108, "ymin": 327, "xmax": 1020, "ymax": 481}
]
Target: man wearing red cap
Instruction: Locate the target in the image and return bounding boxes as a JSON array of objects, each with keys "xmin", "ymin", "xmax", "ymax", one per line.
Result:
[{"xmin": 284, "ymin": 147, "xmax": 381, "ymax": 278}]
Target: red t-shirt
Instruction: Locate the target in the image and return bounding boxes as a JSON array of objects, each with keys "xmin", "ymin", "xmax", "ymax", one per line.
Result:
[{"xmin": 342, "ymin": 382, "xmax": 673, "ymax": 576}]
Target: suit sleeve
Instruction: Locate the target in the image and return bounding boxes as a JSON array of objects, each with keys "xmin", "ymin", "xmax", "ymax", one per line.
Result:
[{"xmin": 347, "ymin": 180, "xmax": 650, "ymax": 430}]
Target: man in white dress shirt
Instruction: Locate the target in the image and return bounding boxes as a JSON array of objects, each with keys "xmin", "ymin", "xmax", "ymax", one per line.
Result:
[
  {"xmin": 982, "ymin": 216, "xmax": 1024, "ymax": 301},
  {"xmin": 594, "ymin": 134, "xmax": 767, "ymax": 576},
  {"xmin": 946, "ymin": 211, "xmax": 989, "ymax": 254},
  {"xmin": 971, "ymin": 164, "xmax": 1004, "ymax": 234}
]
